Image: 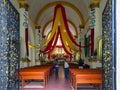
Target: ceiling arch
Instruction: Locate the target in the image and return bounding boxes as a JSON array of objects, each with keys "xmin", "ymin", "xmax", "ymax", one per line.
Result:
[
  {"xmin": 42, "ymin": 19, "xmax": 78, "ymax": 38},
  {"xmin": 35, "ymin": 1, "xmax": 85, "ymax": 26}
]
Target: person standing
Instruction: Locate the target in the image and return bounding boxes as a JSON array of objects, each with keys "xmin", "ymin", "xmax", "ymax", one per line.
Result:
[
  {"xmin": 64, "ymin": 60, "xmax": 69, "ymax": 79},
  {"xmin": 55, "ymin": 59, "xmax": 59, "ymax": 78}
]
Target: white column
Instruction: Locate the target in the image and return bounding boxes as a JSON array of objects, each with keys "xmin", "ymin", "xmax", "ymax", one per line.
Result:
[
  {"xmin": 89, "ymin": 0, "xmax": 102, "ymax": 51},
  {"xmin": 79, "ymin": 25, "xmax": 84, "ymax": 59},
  {"xmin": 19, "ymin": 2, "xmax": 29, "ymax": 68},
  {"xmin": 35, "ymin": 25, "xmax": 41, "ymax": 65},
  {"xmin": 89, "ymin": 0, "xmax": 102, "ymax": 68},
  {"xmin": 94, "ymin": 8, "xmax": 101, "ymax": 50}
]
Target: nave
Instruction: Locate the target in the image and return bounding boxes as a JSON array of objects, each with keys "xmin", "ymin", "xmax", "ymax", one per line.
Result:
[
  {"xmin": 0, "ymin": 0, "xmax": 117, "ymax": 90},
  {"xmin": 20, "ymin": 64, "xmax": 100, "ymax": 90}
]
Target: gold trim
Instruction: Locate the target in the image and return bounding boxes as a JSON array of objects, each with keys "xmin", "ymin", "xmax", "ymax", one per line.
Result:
[
  {"xmin": 35, "ymin": 1, "xmax": 84, "ymax": 26},
  {"xmin": 35, "ymin": 59, "xmax": 40, "ymax": 62},
  {"xmin": 89, "ymin": 0, "xmax": 101, "ymax": 9},
  {"xmin": 19, "ymin": 3, "xmax": 29, "ymax": 11},
  {"xmin": 79, "ymin": 25, "xmax": 84, "ymax": 29},
  {"xmin": 89, "ymin": 3, "xmax": 99, "ymax": 9},
  {"xmin": 18, "ymin": 0, "xmax": 30, "ymax": 10},
  {"xmin": 35, "ymin": 25, "xmax": 41, "ymax": 29},
  {"xmin": 42, "ymin": 20, "xmax": 78, "ymax": 38},
  {"xmin": 21, "ymin": 58, "xmax": 31, "ymax": 62}
]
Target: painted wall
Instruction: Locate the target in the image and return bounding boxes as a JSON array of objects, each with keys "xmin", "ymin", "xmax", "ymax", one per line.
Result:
[
  {"xmin": 10, "ymin": 0, "xmax": 36, "ymax": 68},
  {"xmin": 28, "ymin": 20, "xmax": 36, "ymax": 66},
  {"xmin": 83, "ymin": 0, "xmax": 107, "ymax": 68},
  {"xmin": 92, "ymin": 0, "xmax": 107, "ymax": 68}
]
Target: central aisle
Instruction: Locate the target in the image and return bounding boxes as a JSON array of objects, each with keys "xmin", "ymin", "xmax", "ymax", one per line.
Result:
[
  {"xmin": 20, "ymin": 64, "xmax": 73, "ymax": 90},
  {"xmin": 44, "ymin": 64, "xmax": 73, "ymax": 90}
]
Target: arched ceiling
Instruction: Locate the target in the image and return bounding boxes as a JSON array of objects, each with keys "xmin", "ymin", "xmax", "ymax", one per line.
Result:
[{"xmin": 27, "ymin": 0, "xmax": 91, "ymax": 36}]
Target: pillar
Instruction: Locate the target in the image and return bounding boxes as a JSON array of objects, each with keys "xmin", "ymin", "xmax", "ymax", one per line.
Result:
[
  {"xmin": 18, "ymin": 0, "xmax": 30, "ymax": 68},
  {"xmin": 89, "ymin": 0, "xmax": 102, "ymax": 51},
  {"xmin": 79, "ymin": 25, "xmax": 84, "ymax": 59},
  {"xmin": 35, "ymin": 25, "xmax": 41, "ymax": 65}
]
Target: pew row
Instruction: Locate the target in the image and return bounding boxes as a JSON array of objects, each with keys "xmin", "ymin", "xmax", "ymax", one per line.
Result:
[
  {"xmin": 19, "ymin": 64, "xmax": 54, "ymax": 88},
  {"xmin": 69, "ymin": 68, "xmax": 102, "ymax": 90}
]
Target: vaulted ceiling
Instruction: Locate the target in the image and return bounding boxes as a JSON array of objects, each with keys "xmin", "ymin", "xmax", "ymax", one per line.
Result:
[{"xmin": 26, "ymin": 0, "xmax": 91, "ymax": 36}]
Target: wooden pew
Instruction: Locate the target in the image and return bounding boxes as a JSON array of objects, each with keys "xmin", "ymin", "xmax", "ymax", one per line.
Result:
[
  {"xmin": 20, "ymin": 70, "xmax": 47, "ymax": 88},
  {"xmin": 69, "ymin": 68, "xmax": 102, "ymax": 90},
  {"xmin": 19, "ymin": 64, "xmax": 54, "ymax": 88},
  {"xmin": 73, "ymin": 73, "xmax": 102, "ymax": 90},
  {"xmin": 69, "ymin": 68, "xmax": 101, "ymax": 84}
]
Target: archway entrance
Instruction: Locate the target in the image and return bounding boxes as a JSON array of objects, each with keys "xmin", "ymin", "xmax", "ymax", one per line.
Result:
[{"xmin": 0, "ymin": 0, "xmax": 116, "ymax": 90}]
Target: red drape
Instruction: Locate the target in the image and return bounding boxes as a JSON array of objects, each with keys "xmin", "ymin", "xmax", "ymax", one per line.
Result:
[
  {"xmin": 25, "ymin": 28, "xmax": 29, "ymax": 56},
  {"xmin": 43, "ymin": 34, "xmax": 55, "ymax": 53},
  {"xmin": 42, "ymin": 30, "xmax": 59, "ymax": 53},
  {"xmin": 91, "ymin": 29, "xmax": 94, "ymax": 56},
  {"xmin": 41, "ymin": 4, "xmax": 94, "ymax": 58},
  {"xmin": 55, "ymin": 4, "xmax": 90, "ymax": 48}
]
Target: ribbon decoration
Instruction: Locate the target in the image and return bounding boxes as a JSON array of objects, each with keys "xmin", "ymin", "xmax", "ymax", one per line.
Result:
[
  {"xmin": 43, "ymin": 7, "xmax": 61, "ymax": 47},
  {"xmin": 98, "ymin": 39, "xmax": 102, "ymax": 59},
  {"xmin": 42, "ymin": 4, "xmax": 94, "ymax": 56},
  {"xmin": 28, "ymin": 43, "xmax": 40, "ymax": 49},
  {"xmin": 43, "ymin": 30, "xmax": 59, "ymax": 53},
  {"xmin": 28, "ymin": 43, "xmax": 36, "ymax": 49},
  {"xmin": 42, "ymin": 4, "xmax": 80, "ymax": 54}
]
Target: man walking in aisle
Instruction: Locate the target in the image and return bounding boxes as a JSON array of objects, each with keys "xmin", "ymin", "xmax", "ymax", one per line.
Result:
[{"xmin": 64, "ymin": 60, "xmax": 69, "ymax": 79}]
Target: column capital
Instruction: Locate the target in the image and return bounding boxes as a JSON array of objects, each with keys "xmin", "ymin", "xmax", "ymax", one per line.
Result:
[
  {"xmin": 18, "ymin": 0, "xmax": 30, "ymax": 11},
  {"xmin": 35, "ymin": 25, "xmax": 41, "ymax": 29},
  {"xmin": 89, "ymin": 0, "xmax": 101, "ymax": 9},
  {"xmin": 79, "ymin": 25, "xmax": 84, "ymax": 29}
]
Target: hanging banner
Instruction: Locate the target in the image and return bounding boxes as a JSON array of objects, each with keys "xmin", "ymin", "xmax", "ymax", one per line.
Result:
[
  {"xmin": 23, "ymin": 11, "xmax": 29, "ymax": 56},
  {"xmin": 90, "ymin": 9, "xmax": 95, "ymax": 29}
]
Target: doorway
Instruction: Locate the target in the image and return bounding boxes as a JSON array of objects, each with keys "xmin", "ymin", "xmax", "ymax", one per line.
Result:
[{"xmin": 0, "ymin": 0, "xmax": 116, "ymax": 90}]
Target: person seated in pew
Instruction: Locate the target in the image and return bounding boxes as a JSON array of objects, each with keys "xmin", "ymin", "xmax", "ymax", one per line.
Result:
[
  {"xmin": 83, "ymin": 64, "xmax": 90, "ymax": 68},
  {"xmin": 78, "ymin": 58, "xmax": 84, "ymax": 69}
]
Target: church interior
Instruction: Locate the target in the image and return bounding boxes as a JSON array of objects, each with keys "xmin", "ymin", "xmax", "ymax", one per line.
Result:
[{"xmin": 0, "ymin": 0, "xmax": 117, "ymax": 90}]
